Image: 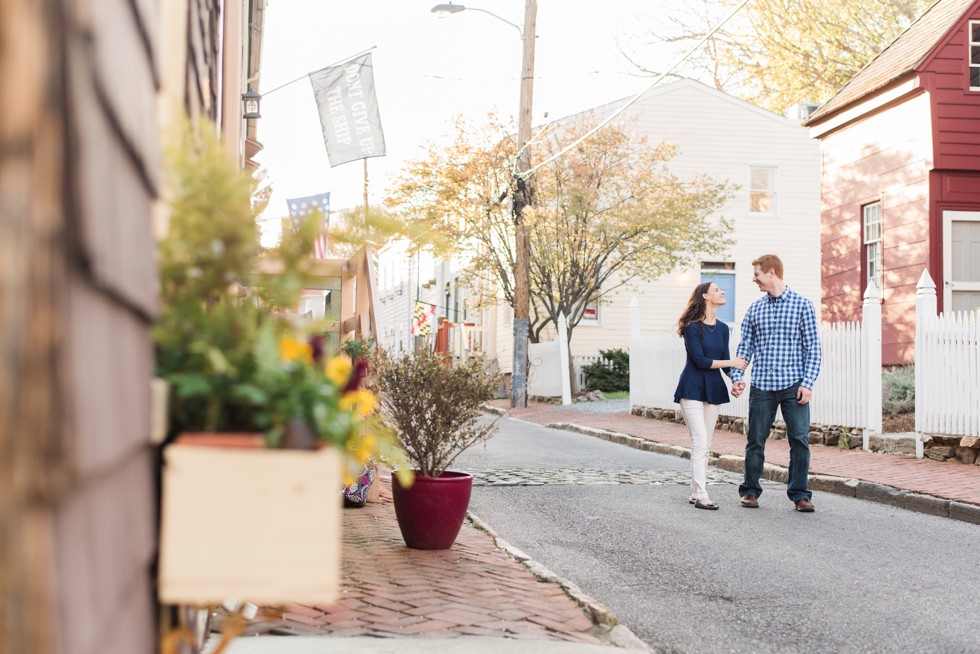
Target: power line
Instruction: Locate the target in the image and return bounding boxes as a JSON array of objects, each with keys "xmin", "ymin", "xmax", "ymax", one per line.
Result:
[
  {"xmin": 518, "ymin": 0, "xmax": 751, "ymax": 179},
  {"xmin": 261, "ymin": 45, "xmax": 377, "ymax": 97}
]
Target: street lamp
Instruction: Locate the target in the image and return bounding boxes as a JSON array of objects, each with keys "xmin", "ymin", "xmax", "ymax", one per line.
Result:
[
  {"xmin": 242, "ymin": 89, "xmax": 262, "ymax": 119},
  {"xmin": 432, "ymin": 1, "xmax": 537, "ymax": 409}
]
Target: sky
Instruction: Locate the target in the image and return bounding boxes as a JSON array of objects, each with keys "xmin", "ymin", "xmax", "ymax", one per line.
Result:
[{"xmin": 255, "ymin": 1, "xmax": 696, "ymax": 244}]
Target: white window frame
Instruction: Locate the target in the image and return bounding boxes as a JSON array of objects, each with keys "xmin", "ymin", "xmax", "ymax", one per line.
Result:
[
  {"xmin": 579, "ymin": 293, "xmax": 601, "ymax": 326},
  {"xmin": 970, "ymin": 20, "xmax": 980, "ymax": 91},
  {"xmin": 863, "ymin": 201, "xmax": 882, "ymax": 293},
  {"xmin": 748, "ymin": 165, "xmax": 778, "ymax": 217}
]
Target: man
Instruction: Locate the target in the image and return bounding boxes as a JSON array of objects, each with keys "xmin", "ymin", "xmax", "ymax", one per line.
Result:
[{"xmin": 731, "ymin": 254, "xmax": 821, "ymax": 512}]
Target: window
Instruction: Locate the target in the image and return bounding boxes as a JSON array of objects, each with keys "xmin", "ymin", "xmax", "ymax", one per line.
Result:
[
  {"xmin": 749, "ymin": 166, "xmax": 777, "ymax": 215},
  {"xmin": 581, "ymin": 294, "xmax": 600, "ymax": 323},
  {"xmin": 701, "ymin": 262, "xmax": 735, "ymax": 324},
  {"xmin": 970, "ymin": 21, "xmax": 980, "ymax": 90},
  {"xmin": 863, "ymin": 201, "xmax": 882, "ymax": 292}
]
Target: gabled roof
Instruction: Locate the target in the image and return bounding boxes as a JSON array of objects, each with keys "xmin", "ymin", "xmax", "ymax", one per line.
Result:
[
  {"xmin": 804, "ymin": 0, "xmax": 978, "ymax": 124},
  {"xmin": 590, "ymin": 77, "xmax": 797, "ymax": 128}
]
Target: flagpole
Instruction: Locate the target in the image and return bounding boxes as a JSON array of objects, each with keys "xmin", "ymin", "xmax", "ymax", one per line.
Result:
[
  {"xmin": 363, "ymin": 158, "xmax": 369, "ymax": 227},
  {"xmin": 261, "ymin": 45, "xmax": 378, "ymax": 97}
]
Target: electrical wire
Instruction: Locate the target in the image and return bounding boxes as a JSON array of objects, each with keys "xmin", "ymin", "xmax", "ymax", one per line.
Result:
[{"xmin": 516, "ymin": 0, "xmax": 751, "ymax": 180}]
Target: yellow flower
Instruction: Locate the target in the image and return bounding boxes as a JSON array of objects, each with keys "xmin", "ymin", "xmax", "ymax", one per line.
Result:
[
  {"xmin": 279, "ymin": 337, "xmax": 312, "ymax": 365},
  {"xmin": 348, "ymin": 432, "xmax": 377, "ymax": 464},
  {"xmin": 325, "ymin": 354, "xmax": 353, "ymax": 388},
  {"xmin": 340, "ymin": 389, "xmax": 378, "ymax": 417}
]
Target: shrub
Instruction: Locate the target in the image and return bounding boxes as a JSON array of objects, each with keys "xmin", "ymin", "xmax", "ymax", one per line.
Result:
[
  {"xmin": 582, "ymin": 348, "xmax": 630, "ymax": 393},
  {"xmin": 372, "ymin": 349, "xmax": 501, "ymax": 477},
  {"xmin": 882, "ymin": 365, "xmax": 915, "ymax": 415}
]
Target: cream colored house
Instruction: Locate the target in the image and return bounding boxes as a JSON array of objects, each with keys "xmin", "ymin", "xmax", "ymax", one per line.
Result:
[
  {"xmin": 375, "ymin": 79, "xmax": 820, "ymax": 385},
  {"xmin": 491, "ymin": 79, "xmax": 822, "ymax": 377}
]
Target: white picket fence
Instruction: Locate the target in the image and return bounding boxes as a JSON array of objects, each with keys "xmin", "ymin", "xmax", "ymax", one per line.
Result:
[
  {"xmin": 629, "ymin": 320, "xmax": 868, "ymax": 429},
  {"xmin": 528, "ymin": 270, "xmax": 978, "ymax": 442},
  {"xmin": 915, "ymin": 273, "xmax": 980, "ymax": 437}
]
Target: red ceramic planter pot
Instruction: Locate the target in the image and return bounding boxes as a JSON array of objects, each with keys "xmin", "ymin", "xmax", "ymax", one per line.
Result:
[{"xmin": 391, "ymin": 471, "xmax": 473, "ymax": 550}]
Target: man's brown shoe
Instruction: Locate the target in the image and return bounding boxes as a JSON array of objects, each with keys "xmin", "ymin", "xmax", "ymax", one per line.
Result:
[
  {"xmin": 740, "ymin": 495, "xmax": 759, "ymax": 508},
  {"xmin": 794, "ymin": 499, "xmax": 815, "ymax": 512}
]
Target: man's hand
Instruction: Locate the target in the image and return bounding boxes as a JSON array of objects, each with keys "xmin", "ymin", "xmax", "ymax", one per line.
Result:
[
  {"xmin": 797, "ymin": 386, "xmax": 812, "ymax": 405},
  {"xmin": 731, "ymin": 381, "xmax": 745, "ymax": 398}
]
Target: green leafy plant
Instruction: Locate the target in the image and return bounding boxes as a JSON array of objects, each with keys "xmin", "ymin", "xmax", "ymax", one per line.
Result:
[
  {"xmin": 582, "ymin": 348, "xmax": 630, "ymax": 393},
  {"xmin": 152, "ymin": 120, "xmax": 398, "ymax": 468},
  {"xmin": 372, "ymin": 349, "xmax": 501, "ymax": 477},
  {"xmin": 882, "ymin": 365, "xmax": 915, "ymax": 416}
]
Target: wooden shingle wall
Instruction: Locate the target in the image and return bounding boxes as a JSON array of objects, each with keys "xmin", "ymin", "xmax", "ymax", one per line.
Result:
[
  {"xmin": 0, "ymin": 0, "xmax": 181, "ymax": 651},
  {"xmin": 57, "ymin": 0, "xmax": 161, "ymax": 652}
]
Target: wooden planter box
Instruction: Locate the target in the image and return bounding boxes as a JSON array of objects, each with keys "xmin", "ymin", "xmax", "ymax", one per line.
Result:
[{"xmin": 157, "ymin": 439, "xmax": 341, "ymax": 605}]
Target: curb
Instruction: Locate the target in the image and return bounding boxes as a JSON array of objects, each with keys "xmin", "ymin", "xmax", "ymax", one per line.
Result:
[
  {"xmin": 543, "ymin": 422, "xmax": 980, "ymax": 526},
  {"xmin": 466, "ymin": 512, "xmax": 653, "ymax": 652}
]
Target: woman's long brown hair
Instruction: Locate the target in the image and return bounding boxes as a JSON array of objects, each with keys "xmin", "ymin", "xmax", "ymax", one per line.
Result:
[{"xmin": 677, "ymin": 281, "xmax": 712, "ymax": 336}]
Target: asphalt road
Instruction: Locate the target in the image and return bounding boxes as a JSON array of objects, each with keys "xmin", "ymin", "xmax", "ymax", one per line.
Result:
[{"xmin": 456, "ymin": 415, "xmax": 980, "ymax": 654}]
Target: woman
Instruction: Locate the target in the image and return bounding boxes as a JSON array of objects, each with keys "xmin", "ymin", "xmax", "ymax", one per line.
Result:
[{"xmin": 673, "ymin": 282, "xmax": 747, "ymax": 510}]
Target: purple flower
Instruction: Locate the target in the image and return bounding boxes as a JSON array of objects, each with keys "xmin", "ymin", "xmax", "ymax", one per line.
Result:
[{"xmin": 309, "ymin": 334, "xmax": 326, "ymax": 364}]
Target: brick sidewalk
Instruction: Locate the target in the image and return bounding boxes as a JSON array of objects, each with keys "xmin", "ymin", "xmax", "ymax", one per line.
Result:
[
  {"xmin": 226, "ymin": 482, "xmax": 604, "ymax": 644},
  {"xmin": 502, "ymin": 402, "xmax": 980, "ymax": 506}
]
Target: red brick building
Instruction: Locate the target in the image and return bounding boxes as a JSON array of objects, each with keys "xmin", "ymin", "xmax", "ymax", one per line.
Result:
[{"xmin": 805, "ymin": 0, "xmax": 980, "ymax": 364}]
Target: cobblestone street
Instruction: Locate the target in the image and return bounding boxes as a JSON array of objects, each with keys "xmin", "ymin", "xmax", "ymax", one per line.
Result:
[{"xmin": 471, "ymin": 467, "xmax": 769, "ymax": 489}]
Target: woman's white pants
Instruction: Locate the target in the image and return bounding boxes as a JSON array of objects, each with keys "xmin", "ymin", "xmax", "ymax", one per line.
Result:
[{"xmin": 679, "ymin": 398, "xmax": 721, "ymax": 501}]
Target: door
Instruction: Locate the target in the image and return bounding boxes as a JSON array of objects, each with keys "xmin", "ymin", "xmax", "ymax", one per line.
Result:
[
  {"xmin": 943, "ymin": 211, "xmax": 980, "ymax": 312},
  {"xmin": 701, "ymin": 271, "xmax": 736, "ymax": 324}
]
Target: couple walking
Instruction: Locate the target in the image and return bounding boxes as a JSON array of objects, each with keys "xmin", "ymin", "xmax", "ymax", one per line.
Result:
[{"xmin": 673, "ymin": 254, "xmax": 821, "ymax": 512}]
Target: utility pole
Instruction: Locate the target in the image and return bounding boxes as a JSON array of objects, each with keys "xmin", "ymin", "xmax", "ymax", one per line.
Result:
[{"xmin": 511, "ymin": 0, "xmax": 536, "ymax": 409}]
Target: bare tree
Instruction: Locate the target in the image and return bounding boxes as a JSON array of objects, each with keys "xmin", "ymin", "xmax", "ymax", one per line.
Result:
[{"xmin": 626, "ymin": 0, "xmax": 932, "ymax": 114}]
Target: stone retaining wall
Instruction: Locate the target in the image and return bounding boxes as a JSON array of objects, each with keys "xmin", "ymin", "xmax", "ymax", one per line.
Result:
[{"xmin": 631, "ymin": 405, "xmax": 980, "ymax": 465}]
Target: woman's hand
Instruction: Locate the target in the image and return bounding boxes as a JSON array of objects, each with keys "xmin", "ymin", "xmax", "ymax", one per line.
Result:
[{"xmin": 729, "ymin": 356, "xmax": 748, "ymax": 370}]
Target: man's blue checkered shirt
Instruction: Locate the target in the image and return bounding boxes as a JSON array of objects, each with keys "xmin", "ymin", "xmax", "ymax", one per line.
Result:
[{"xmin": 730, "ymin": 287, "xmax": 821, "ymax": 391}]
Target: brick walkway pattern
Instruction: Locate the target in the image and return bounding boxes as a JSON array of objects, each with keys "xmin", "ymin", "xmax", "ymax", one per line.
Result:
[
  {"xmin": 234, "ymin": 483, "xmax": 602, "ymax": 643},
  {"xmin": 502, "ymin": 402, "xmax": 980, "ymax": 506}
]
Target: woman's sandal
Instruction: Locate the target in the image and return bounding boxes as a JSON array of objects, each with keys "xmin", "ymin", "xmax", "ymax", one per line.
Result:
[{"xmin": 694, "ymin": 500, "xmax": 720, "ymax": 510}]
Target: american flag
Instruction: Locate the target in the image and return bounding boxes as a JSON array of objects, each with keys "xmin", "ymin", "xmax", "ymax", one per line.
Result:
[{"xmin": 286, "ymin": 192, "xmax": 331, "ymax": 258}]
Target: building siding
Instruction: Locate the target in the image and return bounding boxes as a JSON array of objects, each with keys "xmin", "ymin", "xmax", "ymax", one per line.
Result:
[
  {"xmin": 816, "ymin": 93, "xmax": 933, "ymax": 363},
  {"xmin": 562, "ymin": 82, "xmax": 821, "ymax": 360},
  {"xmin": 918, "ymin": 5, "xmax": 980, "ymax": 171}
]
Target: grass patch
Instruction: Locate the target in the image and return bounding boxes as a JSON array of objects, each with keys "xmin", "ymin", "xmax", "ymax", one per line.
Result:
[{"xmin": 604, "ymin": 391, "xmax": 629, "ymax": 399}]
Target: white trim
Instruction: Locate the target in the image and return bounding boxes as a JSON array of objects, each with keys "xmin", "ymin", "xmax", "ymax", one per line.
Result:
[
  {"xmin": 943, "ymin": 210, "xmax": 980, "ymax": 309},
  {"xmin": 586, "ymin": 78, "xmax": 800, "ymax": 128},
  {"xmin": 808, "ymin": 78, "xmax": 922, "ymax": 139},
  {"xmin": 578, "ymin": 296, "xmax": 602, "ymax": 327},
  {"xmin": 970, "ymin": 20, "xmax": 980, "ymax": 92},
  {"xmin": 748, "ymin": 165, "xmax": 779, "ymax": 217}
]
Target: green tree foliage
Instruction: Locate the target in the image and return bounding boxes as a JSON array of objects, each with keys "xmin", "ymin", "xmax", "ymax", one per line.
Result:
[
  {"xmin": 630, "ymin": 0, "xmax": 932, "ymax": 114},
  {"xmin": 582, "ymin": 348, "xmax": 630, "ymax": 393},
  {"xmin": 155, "ymin": 120, "xmax": 328, "ymax": 436},
  {"xmin": 386, "ymin": 112, "xmax": 735, "ymax": 344}
]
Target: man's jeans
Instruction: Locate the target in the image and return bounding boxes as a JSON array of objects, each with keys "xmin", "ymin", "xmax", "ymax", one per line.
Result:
[{"xmin": 739, "ymin": 382, "xmax": 812, "ymax": 502}]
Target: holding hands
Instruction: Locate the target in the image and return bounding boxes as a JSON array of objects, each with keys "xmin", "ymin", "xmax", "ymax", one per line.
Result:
[
  {"xmin": 728, "ymin": 355, "xmax": 748, "ymax": 371},
  {"xmin": 731, "ymin": 381, "xmax": 745, "ymax": 398}
]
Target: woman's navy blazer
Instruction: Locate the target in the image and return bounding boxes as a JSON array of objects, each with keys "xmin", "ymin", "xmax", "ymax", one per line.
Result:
[{"xmin": 673, "ymin": 321, "xmax": 732, "ymax": 405}]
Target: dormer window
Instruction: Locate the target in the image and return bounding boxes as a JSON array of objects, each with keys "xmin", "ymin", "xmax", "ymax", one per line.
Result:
[{"xmin": 971, "ymin": 21, "xmax": 980, "ymax": 90}]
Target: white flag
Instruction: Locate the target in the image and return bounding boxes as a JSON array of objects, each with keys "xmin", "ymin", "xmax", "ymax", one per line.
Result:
[{"xmin": 309, "ymin": 53, "xmax": 387, "ymax": 167}]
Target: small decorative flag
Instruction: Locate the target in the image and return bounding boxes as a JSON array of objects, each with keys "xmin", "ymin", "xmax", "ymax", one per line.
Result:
[
  {"xmin": 286, "ymin": 192, "xmax": 331, "ymax": 259},
  {"xmin": 411, "ymin": 301, "xmax": 436, "ymax": 337}
]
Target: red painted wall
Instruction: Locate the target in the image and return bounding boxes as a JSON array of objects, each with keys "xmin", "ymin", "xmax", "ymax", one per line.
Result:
[
  {"xmin": 817, "ymin": 94, "xmax": 933, "ymax": 365},
  {"xmin": 918, "ymin": 7, "xmax": 980, "ymax": 172}
]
